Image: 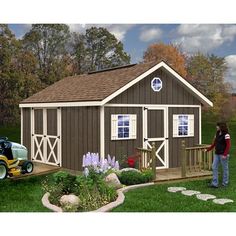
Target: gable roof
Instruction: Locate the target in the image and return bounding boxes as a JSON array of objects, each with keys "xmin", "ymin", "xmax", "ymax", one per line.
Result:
[{"xmin": 20, "ymin": 61, "xmax": 213, "ymax": 107}]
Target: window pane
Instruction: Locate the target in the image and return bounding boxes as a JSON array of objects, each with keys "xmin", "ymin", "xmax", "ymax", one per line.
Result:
[
  {"xmin": 124, "ymin": 132, "xmax": 129, "ymax": 138},
  {"xmin": 118, "ymin": 127, "xmax": 124, "ymax": 133},
  {"xmin": 118, "ymin": 133, "xmax": 124, "ymax": 138},
  {"xmin": 124, "ymin": 127, "xmax": 129, "ymax": 133},
  {"xmin": 118, "ymin": 115, "xmax": 123, "ymax": 126},
  {"xmin": 124, "ymin": 116, "xmax": 129, "ymax": 126},
  {"xmin": 178, "ymin": 126, "xmax": 188, "ymax": 136},
  {"xmin": 179, "ymin": 115, "xmax": 188, "ymax": 125}
]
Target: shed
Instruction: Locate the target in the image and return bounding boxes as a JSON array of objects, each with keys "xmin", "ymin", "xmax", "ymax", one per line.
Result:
[{"xmin": 19, "ymin": 61, "xmax": 213, "ymax": 171}]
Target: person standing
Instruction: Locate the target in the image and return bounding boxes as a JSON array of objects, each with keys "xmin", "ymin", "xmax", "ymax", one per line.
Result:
[{"xmin": 206, "ymin": 122, "xmax": 231, "ymax": 188}]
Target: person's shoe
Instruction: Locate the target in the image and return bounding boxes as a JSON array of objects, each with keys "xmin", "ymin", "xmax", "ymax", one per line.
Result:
[
  {"xmin": 222, "ymin": 184, "xmax": 228, "ymax": 187},
  {"xmin": 208, "ymin": 184, "xmax": 218, "ymax": 188}
]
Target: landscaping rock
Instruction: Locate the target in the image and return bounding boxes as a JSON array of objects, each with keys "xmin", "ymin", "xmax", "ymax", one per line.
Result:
[
  {"xmin": 105, "ymin": 173, "xmax": 121, "ymax": 188},
  {"xmin": 119, "ymin": 168, "xmax": 140, "ymax": 173},
  {"xmin": 196, "ymin": 194, "xmax": 216, "ymax": 201},
  {"xmin": 213, "ymin": 198, "xmax": 234, "ymax": 205},
  {"xmin": 181, "ymin": 190, "xmax": 201, "ymax": 196},
  {"xmin": 60, "ymin": 194, "xmax": 80, "ymax": 208},
  {"xmin": 167, "ymin": 187, "xmax": 187, "ymax": 193}
]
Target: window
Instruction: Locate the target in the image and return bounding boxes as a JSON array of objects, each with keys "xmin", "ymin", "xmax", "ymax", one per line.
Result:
[
  {"xmin": 118, "ymin": 115, "xmax": 130, "ymax": 138},
  {"xmin": 111, "ymin": 114, "xmax": 137, "ymax": 140},
  {"xmin": 151, "ymin": 77, "xmax": 162, "ymax": 92},
  {"xmin": 173, "ymin": 114, "xmax": 194, "ymax": 137}
]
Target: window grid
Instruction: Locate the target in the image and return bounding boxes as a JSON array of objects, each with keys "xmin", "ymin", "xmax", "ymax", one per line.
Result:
[
  {"xmin": 178, "ymin": 115, "xmax": 188, "ymax": 136},
  {"xmin": 118, "ymin": 115, "xmax": 130, "ymax": 139}
]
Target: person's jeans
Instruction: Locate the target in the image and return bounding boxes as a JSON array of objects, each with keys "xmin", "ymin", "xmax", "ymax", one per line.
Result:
[{"xmin": 212, "ymin": 154, "xmax": 229, "ymax": 187}]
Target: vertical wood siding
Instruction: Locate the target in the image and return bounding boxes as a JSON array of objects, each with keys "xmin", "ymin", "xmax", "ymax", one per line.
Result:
[
  {"xmin": 109, "ymin": 68, "xmax": 201, "ymax": 105},
  {"xmin": 104, "ymin": 107, "xmax": 143, "ymax": 161},
  {"xmin": 61, "ymin": 106, "xmax": 100, "ymax": 171},
  {"xmin": 47, "ymin": 109, "xmax": 57, "ymax": 136},
  {"xmin": 22, "ymin": 108, "xmax": 31, "ymax": 159},
  {"xmin": 168, "ymin": 107, "xmax": 199, "ymax": 168}
]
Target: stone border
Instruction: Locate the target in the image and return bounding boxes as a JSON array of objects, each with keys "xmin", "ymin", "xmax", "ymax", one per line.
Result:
[
  {"xmin": 42, "ymin": 182, "xmax": 154, "ymax": 212},
  {"xmin": 42, "ymin": 192, "xmax": 63, "ymax": 212}
]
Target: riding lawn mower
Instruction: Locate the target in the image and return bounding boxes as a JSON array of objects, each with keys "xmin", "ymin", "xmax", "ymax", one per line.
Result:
[{"xmin": 0, "ymin": 137, "xmax": 34, "ymax": 180}]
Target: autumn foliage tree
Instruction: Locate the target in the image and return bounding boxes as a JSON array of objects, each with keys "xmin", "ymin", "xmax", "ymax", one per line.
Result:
[{"xmin": 143, "ymin": 43, "xmax": 187, "ymax": 77}]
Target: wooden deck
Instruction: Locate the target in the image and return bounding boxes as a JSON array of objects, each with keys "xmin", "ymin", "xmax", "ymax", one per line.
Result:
[
  {"xmin": 10, "ymin": 162, "xmax": 61, "ymax": 180},
  {"xmin": 155, "ymin": 168, "xmax": 212, "ymax": 182}
]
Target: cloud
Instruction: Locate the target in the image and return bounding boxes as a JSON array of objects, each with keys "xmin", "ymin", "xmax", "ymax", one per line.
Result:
[
  {"xmin": 68, "ymin": 24, "xmax": 134, "ymax": 41},
  {"xmin": 174, "ymin": 24, "xmax": 236, "ymax": 54},
  {"xmin": 225, "ymin": 55, "xmax": 236, "ymax": 91},
  {"xmin": 139, "ymin": 27, "xmax": 162, "ymax": 42}
]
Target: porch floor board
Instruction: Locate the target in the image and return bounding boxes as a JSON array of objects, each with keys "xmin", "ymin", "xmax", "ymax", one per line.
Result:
[
  {"xmin": 10, "ymin": 162, "xmax": 61, "ymax": 180},
  {"xmin": 155, "ymin": 168, "xmax": 212, "ymax": 182}
]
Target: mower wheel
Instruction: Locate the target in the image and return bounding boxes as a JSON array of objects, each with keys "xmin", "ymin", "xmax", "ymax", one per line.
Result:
[
  {"xmin": 22, "ymin": 161, "xmax": 34, "ymax": 174},
  {"xmin": 0, "ymin": 161, "xmax": 8, "ymax": 180}
]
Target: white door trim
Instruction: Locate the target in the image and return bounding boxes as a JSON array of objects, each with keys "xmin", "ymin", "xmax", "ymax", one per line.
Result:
[
  {"xmin": 20, "ymin": 108, "xmax": 23, "ymax": 145},
  {"xmin": 31, "ymin": 107, "xmax": 62, "ymax": 166},
  {"xmin": 143, "ymin": 106, "xmax": 169, "ymax": 169},
  {"xmin": 199, "ymin": 105, "xmax": 202, "ymax": 144},
  {"xmin": 100, "ymin": 106, "xmax": 105, "ymax": 160}
]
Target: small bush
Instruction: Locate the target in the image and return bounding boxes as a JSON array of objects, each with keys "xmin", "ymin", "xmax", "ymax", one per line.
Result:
[
  {"xmin": 52, "ymin": 171, "xmax": 77, "ymax": 194},
  {"xmin": 118, "ymin": 169, "xmax": 154, "ymax": 185}
]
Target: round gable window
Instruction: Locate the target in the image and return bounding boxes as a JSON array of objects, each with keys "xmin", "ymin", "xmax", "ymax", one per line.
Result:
[{"xmin": 151, "ymin": 77, "xmax": 162, "ymax": 92}]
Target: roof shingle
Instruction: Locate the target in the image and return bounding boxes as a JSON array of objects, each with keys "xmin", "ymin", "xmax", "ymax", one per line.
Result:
[{"xmin": 21, "ymin": 61, "xmax": 157, "ymax": 104}]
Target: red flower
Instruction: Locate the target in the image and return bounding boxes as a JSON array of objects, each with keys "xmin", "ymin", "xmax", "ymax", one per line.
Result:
[{"xmin": 127, "ymin": 157, "xmax": 135, "ymax": 168}]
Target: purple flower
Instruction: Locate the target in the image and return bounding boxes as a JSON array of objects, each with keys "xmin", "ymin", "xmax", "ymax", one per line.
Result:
[
  {"xmin": 111, "ymin": 156, "xmax": 115, "ymax": 167},
  {"xmin": 84, "ymin": 167, "xmax": 89, "ymax": 177},
  {"xmin": 107, "ymin": 154, "xmax": 111, "ymax": 165},
  {"xmin": 114, "ymin": 161, "xmax": 119, "ymax": 170}
]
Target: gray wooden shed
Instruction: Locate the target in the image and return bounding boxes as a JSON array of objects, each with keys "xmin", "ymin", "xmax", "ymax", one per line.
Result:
[{"xmin": 20, "ymin": 61, "xmax": 213, "ymax": 171}]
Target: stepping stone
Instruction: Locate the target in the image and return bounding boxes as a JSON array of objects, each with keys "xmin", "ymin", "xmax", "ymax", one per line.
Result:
[
  {"xmin": 196, "ymin": 194, "xmax": 216, "ymax": 201},
  {"xmin": 213, "ymin": 198, "xmax": 234, "ymax": 205},
  {"xmin": 168, "ymin": 187, "xmax": 186, "ymax": 193},
  {"xmin": 181, "ymin": 190, "xmax": 201, "ymax": 196}
]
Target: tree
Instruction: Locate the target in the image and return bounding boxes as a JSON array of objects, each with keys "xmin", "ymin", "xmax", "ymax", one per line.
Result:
[
  {"xmin": 0, "ymin": 25, "xmax": 21, "ymax": 125},
  {"xmin": 23, "ymin": 24, "xmax": 71, "ymax": 85},
  {"xmin": 71, "ymin": 27, "xmax": 131, "ymax": 74},
  {"xmin": 187, "ymin": 53, "xmax": 231, "ymax": 119},
  {"xmin": 143, "ymin": 43, "xmax": 187, "ymax": 77},
  {"xmin": 0, "ymin": 25, "xmax": 41, "ymax": 125}
]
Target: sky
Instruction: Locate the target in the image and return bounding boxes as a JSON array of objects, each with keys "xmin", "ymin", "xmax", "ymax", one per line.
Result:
[{"xmin": 8, "ymin": 24, "xmax": 236, "ymax": 91}]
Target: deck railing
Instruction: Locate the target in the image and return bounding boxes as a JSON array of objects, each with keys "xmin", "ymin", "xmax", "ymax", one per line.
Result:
[
  {"xmin": 136, "ymin": 140, "xmax": 213, "ymax": 179},
  {"xmin": 136, "ymin": 142, "xmax": 156, "ymax": 179},
  {"xmin": 180, "ymin": 140, "xmax": 213, "ymax": 178}
]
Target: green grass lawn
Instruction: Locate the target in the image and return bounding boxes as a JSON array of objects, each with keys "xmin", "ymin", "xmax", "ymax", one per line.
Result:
[
  {"xmin": 112, "ymin": 121, "xmax": 236, "ymax": 212},
  {"xmin": 0, "ymin": 175, "xmax": 51, "ymax": 212},
  {"xmin": 0, "ymin": 122, "xmax": 236, "ymax": 212}
]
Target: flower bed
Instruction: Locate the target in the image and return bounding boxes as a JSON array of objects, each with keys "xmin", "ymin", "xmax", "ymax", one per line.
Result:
[
  {"xmin": 41, "ymin": 152, "xmax": 154, "ymax": 212},
  {"xmin": 42, "ymin": 182, "xmax": 155, "ymax": 212}
]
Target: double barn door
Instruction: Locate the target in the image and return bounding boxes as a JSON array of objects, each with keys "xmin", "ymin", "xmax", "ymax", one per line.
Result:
[
  {"xmin": 143, "ymin": 107, "xmax": 169, "ymax": 169},
  {"xmin": 31, "ymin": 108, "xmax": 61, "ymax": 166}
]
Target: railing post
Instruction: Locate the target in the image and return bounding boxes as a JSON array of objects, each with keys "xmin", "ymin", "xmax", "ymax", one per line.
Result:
[
  {"xmin": 151, "ymin": 142, "xmax": 156, "ymax": 180},
  {"xmin": 181, "ymin": 140, "xmax": 186, "ymax": 178}
]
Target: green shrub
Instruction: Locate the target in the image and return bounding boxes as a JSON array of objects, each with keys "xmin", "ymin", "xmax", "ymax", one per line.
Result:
[
  {"xmin": 118, "ymin": 169, "xmax": 154, "ymax": 185},
  {"xmin": 78, "ymin": 183, "xmax": 117, "ymax": 212},
  {"xmin": 52, "ymin": 171, "xmax": 77, "ymax": 194}
]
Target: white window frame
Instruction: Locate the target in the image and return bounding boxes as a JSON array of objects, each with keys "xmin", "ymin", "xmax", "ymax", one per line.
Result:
[
  {"xmin": 111, "ymin": 114, "xmax": 137, "ymax": 140},
  {"xmin": 151, "ymin": 77, "xmax": 162, "ymax": 92},
  {"xmin": 173, "ymin": 114, "xmax": 194, "ymax": 138}
]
